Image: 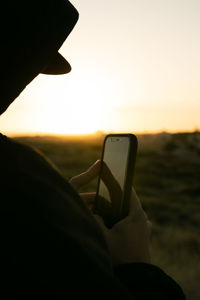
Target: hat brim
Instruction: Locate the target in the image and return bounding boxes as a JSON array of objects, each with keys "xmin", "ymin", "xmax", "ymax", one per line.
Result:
[{"xmin": 41, "ymin": 52, "xmax": 71, "ymax": 75}]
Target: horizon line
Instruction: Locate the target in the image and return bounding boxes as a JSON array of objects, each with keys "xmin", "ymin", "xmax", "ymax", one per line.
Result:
[{"xmin": 2, "ymin": 128, "xmax": 200, "ymax": 138}]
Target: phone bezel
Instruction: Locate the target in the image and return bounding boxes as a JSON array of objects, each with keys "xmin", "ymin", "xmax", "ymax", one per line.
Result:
[{"xmin": 94, "ymin": 133, "xmax": 138, "ymax": 227}]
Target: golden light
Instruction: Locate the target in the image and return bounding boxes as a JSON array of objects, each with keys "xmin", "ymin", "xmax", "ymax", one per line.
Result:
[{"xmin": 30, "ymin": 71, "xmax": 112, "ymax": 135}]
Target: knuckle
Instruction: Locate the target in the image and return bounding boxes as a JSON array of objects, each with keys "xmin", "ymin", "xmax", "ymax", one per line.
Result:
[
  {"xmin": 69, "ymin": 177, "xmax": 75, "ymax": 185},
  {"xmin": 69, "ymin": 177, "xmax": 78, "ymax": 188}
]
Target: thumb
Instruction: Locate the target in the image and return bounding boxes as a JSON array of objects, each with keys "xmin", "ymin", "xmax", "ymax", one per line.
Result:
[{"xmin": 129, "ymin": 188, "xmax": 143, "ymax": 216}]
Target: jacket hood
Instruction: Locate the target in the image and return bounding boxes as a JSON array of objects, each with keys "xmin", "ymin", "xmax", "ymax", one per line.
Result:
[{"xmin": 1, "ymin": 0, "xmax": 79, "ymax": 115}]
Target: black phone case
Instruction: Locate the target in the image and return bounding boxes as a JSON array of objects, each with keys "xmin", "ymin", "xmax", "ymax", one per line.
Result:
[{"xmin": 94, "ymin": 133, "xmax": 138, "ymax": 228}]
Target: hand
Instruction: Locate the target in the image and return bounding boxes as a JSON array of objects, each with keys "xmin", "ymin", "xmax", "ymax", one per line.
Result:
[
  {"xmin": 95, "ymin": 189, "xmax": 152, "ymax": 265},
  {"xmin": 69, "ymin": 161, "xmax": 152, "ymax": 266},
  {"xmin": 69, "ymin": 160, "xmax": 101, "ymax": 210}
]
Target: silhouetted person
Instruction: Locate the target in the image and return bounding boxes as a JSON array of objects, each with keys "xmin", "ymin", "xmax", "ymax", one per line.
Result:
[{"xmin": 0, "ymin": 1, "xmax": 186, "ymax": 298}]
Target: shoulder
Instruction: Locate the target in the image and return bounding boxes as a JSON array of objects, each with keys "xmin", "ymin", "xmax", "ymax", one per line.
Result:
[
  {"xmin": 0, "ymin": 135, "xmax": 111, "ymax": 279},
  {"xmin": 0, "ymin": 133, "xmax": 64, "ymax": 184}
]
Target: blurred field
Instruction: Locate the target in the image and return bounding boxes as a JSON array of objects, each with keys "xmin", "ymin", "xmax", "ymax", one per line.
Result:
[{"xmin": 14, "ymin": 131, "xmax": 200, "ymax": 300}]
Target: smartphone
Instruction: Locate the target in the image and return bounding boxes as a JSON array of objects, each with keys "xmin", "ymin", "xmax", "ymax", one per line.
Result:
[{"xmin": 94, "ymin": 133, "xmax": 138, "ymax": 228}]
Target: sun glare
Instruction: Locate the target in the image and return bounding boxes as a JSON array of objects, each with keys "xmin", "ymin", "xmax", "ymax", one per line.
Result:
[{"xmin": 32, "ymin": 73, "xmax": 111, "ymax": 135}]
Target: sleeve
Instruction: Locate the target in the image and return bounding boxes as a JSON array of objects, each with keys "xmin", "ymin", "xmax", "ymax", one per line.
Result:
[{"xmin": 114, "ymin": 263, "xmax": 186, "ymax": 300}]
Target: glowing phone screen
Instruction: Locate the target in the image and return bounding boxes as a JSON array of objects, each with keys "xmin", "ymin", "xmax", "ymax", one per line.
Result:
[{"xmin": 98, "ymin": 136, "xmax": 130, "ymax": 218}]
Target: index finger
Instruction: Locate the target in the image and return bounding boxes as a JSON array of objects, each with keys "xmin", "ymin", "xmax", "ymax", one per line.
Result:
[{"xmin": 69, "ymin": 160, "xmax": 101, "ymax": 190}]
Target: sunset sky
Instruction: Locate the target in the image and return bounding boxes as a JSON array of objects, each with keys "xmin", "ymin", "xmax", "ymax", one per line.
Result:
[{"xmin": 0, "ymin": 0, "xmax": 200, "ymax": 135}]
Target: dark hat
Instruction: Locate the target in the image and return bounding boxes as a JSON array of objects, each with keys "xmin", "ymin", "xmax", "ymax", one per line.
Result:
[
  {"xmin": 42, "ymin": 52, "xmax": 72, "ymax": 75},
  {"xmin": 1, "ymin": 0, "xmax": 79, "ymax": 115}
]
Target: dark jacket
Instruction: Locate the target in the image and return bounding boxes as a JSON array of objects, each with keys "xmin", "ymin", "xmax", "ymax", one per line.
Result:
[{"xmin": 0, "ymin": 134, "xmax": 186, "ymax": 299}]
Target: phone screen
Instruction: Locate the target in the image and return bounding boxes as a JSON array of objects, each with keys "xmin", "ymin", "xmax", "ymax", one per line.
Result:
[{"xmin": 97, "ymin": 136, "xmax": 130, "ymax": 221}]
